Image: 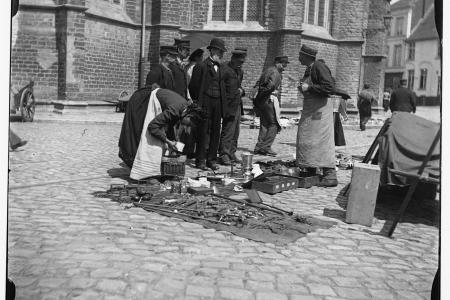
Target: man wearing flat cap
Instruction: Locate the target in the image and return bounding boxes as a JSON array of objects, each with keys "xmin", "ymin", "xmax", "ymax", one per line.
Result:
[
  {"xmin": 389, "ymin": 78, "xmax": 416, "ymax": 114},
  {"xmin": 218, "ymin": 48, "xmax": 247, "ymax": 165},
  {"xmin": 297, "ymin": 44, "xmax": 337, "ymax": 187},
  {"xmin": 146, "ymin": 45, "xmax": 178, "ymax": 91},
  {"xmin": 189, "ymin": 37, "xmax": 227, "ymax": 170},
  {"xmin": 252, "ymin": 55, "xmax": 289, "ymax": 156},
  {"xmin": 169, "ymin": 38, "xmax": 190, "ymax": 99}
]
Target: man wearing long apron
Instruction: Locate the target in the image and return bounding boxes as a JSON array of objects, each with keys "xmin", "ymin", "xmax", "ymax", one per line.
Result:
[{"xmin": 297, "ymin": 45, "xmax": 337, "ymax": 187}]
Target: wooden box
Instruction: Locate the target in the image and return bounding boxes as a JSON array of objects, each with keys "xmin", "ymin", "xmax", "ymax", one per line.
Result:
[
  {"xmin": 251, "ymin": 176, "xmax": 299, "ymax": 195},
  {"xmin": 346, "ymin": 162, "xmax": 380, "ymax": 227}
]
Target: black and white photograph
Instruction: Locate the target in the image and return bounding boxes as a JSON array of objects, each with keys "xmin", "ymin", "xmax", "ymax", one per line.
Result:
[{"xmin": 3, "ymin": 0, "xmax": 445, "ymax": 299}]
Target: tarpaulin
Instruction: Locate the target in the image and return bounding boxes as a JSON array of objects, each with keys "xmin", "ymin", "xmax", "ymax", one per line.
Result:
[{"xmin": 378, "ymin": 112, "xmax": 440, "ymax": 186}]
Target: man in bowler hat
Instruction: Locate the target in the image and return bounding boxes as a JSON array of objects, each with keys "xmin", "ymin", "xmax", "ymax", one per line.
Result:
[
  {"xmin": 170, "ymin": 38, "xmax": 190, "ymax": 98},
  {"xmin": 390, "ymin": 78, "xmax": 416, "ymax": 113},
  {"xmin": 189, "ymin": 37, "xmax": 228, "ymax": 170},
  {"xmin": 146, "ymin": 45, "xmax": 178, "ymax": 91},
  {"xmin": 218, "ymin": 47, "xmax": 247, "ymax": 165},
  {"xmin": 253, "ymin": 55, "xmax": 289, "ymax": 156}
]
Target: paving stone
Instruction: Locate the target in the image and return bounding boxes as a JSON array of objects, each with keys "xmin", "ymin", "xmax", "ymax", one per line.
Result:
[
  {"xmin": 368, "ymin": 289, "xmax": 396, "ymax": 299},
  {"xmin": 306, "ymin": 283, "xmax": 336, "ymax": 296},
  {"xmin": 256, "ymin": 291, "xmax": 288, "ymax": 300},
  {"xmin": 331, "ymin": 276, "xmax": 363, "ymax": 287},
  {"xmin": 290, "ymin": 295, "xmax": 322, "ymax": 300},
  {"xmin": 96, "ymin": 279, "xmax": 128, "ymax": 293},
  {"xmin": 37, "ymin": 278, "xmax": 67, "ymax": 289},
  {"xmin": 335, "ymin": 287, "xmax": 369, "ymax": 299},
  {"xmin": 219, "ymin": 287, "xmax": 254, "ymax": 300},
  {"xmin": 186, "ymin": 285, "xmax": 216, "ymax": 298},
  {"xmin": 71, "ymin": 290, "xmax": 102, "ymax": 300},
  {"xmin": 69, "ymin": 277, "xmax": 97, "ymax": 289},
  {"xmin": 90, "ymin": 268, "xmax": 123, "ymax": 278},
  {"xmin": 248, "ymin": 271, "xmax": 275, "ymax": 281},
  {"xmin": 246, "ymin": 280, "xmax": 275, "ymax": 291}
]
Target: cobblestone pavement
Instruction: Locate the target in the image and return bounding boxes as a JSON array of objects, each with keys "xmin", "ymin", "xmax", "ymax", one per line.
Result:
[{"xmin": 8, "ymin": 119, "xmax": 439, "ymax": 299}]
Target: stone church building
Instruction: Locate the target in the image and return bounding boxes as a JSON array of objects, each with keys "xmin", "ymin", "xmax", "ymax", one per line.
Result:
[{"xmin": 11, "ymin": 0, "xmax": 391, "ymax": 107}]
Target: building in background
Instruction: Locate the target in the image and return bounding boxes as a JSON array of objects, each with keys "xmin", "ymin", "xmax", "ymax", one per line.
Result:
[
  {"xmin": 11, "ymin": 0, "xmax": 391, "ymax": 107},
  {"xmin": 405, "ymin": 4, "xmax": 440, "ymax": 105},
  {"xmin": 384, "ymin": 0, "xmax": 436, "ymax": 95}
]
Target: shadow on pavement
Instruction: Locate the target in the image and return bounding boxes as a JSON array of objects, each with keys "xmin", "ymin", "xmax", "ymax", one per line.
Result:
[{"xmin": 323, "ymin": 184, "xmax": 440, "ymax": 235}]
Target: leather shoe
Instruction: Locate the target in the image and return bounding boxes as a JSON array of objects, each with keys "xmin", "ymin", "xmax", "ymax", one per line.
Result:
[
  {"xmin": 253, "ymin": 149, "xmax": 267, "ymax": 155},
  {"xmin": 206, "ymin": 161, "xmax": 219, "ymax": 170},
  {"xmin": 318, "ymin": 178, "xmax": 338, "ymax": 187},
  {"xmin": 195, "ymin": 160, "xmax": 208, "ymax": 170},
  {"xmin": 219, "ymin": 155, "xmax": 232, "ymax": 166},
  {"xmin": 266, "ymin": 149, "xmax": 277, "ymax": 157}
]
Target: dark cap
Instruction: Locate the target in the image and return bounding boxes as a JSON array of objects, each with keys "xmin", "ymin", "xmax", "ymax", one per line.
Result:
[
  {"xmin": 174, "ymin": 38, "xmax": 190, "ymax": 49},
  {"xmin": 363, "ymin": 83, "xmax": 370, "ymax": 89},
  {"xmin": 400, "ymin": 79, "xmax": 407, "ymax": 85},
  {"xmin": 207, "ymin": 37, "xmax": 227, "ymax": 52},
  {"xmin": 160, "ymin": 45, "xmax": 178, "ymax": 56},
  {"xmin": 231, "ymin": 47, "xmax": 247, "ymax": 56},
  {"xmin": 275, "ymin": 55, "xmax": 289, "ymax": 64},
  {"xmin": 299, "ymin": 44, "xmax": 318, "ymax": 58},
  {"xmin": 188, "ymin": 48, "xmax": 204, "ymax": 61}
]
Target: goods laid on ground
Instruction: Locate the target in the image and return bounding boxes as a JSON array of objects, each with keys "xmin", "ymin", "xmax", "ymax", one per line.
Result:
[{"xmin": 96, "ymin": 176, "xmax": 336, "ymax": 245}]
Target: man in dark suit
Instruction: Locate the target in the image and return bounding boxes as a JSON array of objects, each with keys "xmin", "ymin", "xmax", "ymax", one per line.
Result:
[
  {"xmin": 253, "ymin": 56, "xmax": 288, "ymax": 156},
  {"xmin": 169, "ymin": 39, "xmax": 190, "ymax": 98},
  {"xmin": 189, "ymin": 38, "xmax": 227, "ymax": 170},
  {"xmin": 390, "ymin": 79, "xmax": 416, "ymax": 113},
  {"xmin": 218, "ymin": 48, "xmax": 247, "ymax": 165},
  {"xmin": 145, "ymin": 45, "xmax": 178, "ymax": 90}
]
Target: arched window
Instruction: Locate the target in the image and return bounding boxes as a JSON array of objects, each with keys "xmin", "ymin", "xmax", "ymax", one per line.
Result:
[
  {"xmin": 209, "ymin": 0, "xmax": 263, "ymax": 23},
  {"xmin": 303, "ymin": 0, "xmax": 330, "ymax": 30}
]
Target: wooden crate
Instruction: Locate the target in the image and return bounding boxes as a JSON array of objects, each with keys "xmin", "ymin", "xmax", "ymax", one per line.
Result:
[
  {"xmin": 251, "ymin": 176, "xmax": 299, "ymax": 195},
  {"xmin": 346, "ymin": 162, "xmax": 380, "ymax": 227}
]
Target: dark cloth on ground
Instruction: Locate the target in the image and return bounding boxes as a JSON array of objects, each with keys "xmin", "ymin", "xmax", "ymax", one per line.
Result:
[
  {"xmin": 145, "ymin": 64, "xmax": 175, "ymax": 90},
  {"xmin": 333, "ymin": 112, "xmax": 346, "ymax": 146},
  {"xmin": 169, "ymin": 60, "xmax": 188, "ymax": 98},
  {"xmin": 118, "ymin": 88, "xmax": 187, "ymax": 167},
  {"xmin": 378, "ymin": 112, "xmax": 440, "ymax": 186},
  {"xmin": 390, "ymin": 87, "xmax": 416, "ymax": 113}
]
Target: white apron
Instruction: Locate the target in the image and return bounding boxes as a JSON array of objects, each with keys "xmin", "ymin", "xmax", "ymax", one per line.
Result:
[
  {"xmin": 296, "ymin": 74, "xmax": 335, "ymax": 168},
  {"xmin": 130, "ymin": 89, "xmax": 164, "ymax": 180}
]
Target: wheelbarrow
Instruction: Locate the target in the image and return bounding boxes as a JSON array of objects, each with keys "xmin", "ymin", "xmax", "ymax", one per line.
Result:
[
  {"xmin": 104, "ymin": 90, "xmax": 132, "ymax": 112},
  {"xmin": 10, "ymin": 80, "xmax": 36, "ymax": 122}
]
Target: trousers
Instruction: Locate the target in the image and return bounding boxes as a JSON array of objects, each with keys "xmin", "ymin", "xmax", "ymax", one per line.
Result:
[
  {"xmin": 219, "ymin": 105, "xmax": 241, "ymax": 159},
  {"xmin": 196, "ymin": 96, "xmax": 221, "ymax": 162},
  {"xmin": 255, "ymin": 100, "xmax": 277, "ymax": 152}
]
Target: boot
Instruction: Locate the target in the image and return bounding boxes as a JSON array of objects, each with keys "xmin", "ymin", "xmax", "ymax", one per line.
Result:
[
  {"xmin": 218, "ymin": 155, "xmax": 232, "ymax": 166},
  {"xmin": 319, "ymin": 167, "xmax": 338, "ymax": 187}
]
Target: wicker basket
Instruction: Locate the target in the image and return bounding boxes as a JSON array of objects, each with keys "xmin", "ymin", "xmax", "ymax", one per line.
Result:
[{"xmin": 161, "ymin": 155, "xmax": 186, "ymax": 177}]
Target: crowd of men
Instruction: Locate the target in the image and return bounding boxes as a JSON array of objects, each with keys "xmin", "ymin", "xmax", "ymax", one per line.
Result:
[
  {"xmin": 118, "ymin": 37, "xmax": 344, "ymax": 186},
  {"xmin": 120, "ymin": 36, "xmax": 418, "ymax": 187}
]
